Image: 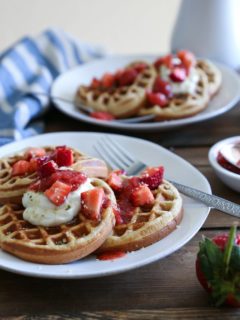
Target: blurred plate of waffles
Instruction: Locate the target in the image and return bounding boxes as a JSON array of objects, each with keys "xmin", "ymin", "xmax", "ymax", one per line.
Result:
[
  {"xmin": 0, "ymin": 132, "xmax": 211, "ymax": 278},
  {"xmin": 52, "ymin": 54, "xmax": 240, "ymax": 131}
]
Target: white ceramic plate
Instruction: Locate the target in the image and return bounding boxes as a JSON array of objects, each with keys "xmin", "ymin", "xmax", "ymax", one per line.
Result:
[
  {"xmin": 0, "ymin": 132, "xmax": 211, "ymax": 278},
  {"xmin": 51, "ymin": 55, "xmax": 240, "ymax": 131}
]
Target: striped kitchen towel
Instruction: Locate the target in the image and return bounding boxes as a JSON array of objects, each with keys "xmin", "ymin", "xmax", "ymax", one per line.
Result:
[{"xmin": 0, "ymin": 28, "xmax": 105, "ymax": 146}]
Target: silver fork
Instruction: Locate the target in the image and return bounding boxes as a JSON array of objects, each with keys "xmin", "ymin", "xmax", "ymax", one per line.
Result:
[{"xmin": 94, "ymin": 136, "xmax": 240, "ymax": 218}]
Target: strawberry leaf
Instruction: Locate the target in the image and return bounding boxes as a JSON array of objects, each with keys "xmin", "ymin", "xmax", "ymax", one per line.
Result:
[{"xmin": 203, "ymin": 238, "xmax": 224, "ymax": 268}]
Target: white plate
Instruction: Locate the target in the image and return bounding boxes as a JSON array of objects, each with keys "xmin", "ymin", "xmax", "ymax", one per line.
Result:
[
  {"xmin": 0, "ymin": 132, "xmax": 211, "ymax": 278},
  {"xmin": 51, "ymin": 55, "xmax": 240, "ymax": 131}
]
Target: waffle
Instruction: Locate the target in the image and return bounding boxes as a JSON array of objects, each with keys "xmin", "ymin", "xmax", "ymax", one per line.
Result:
[
  {"xmin": 0, "ymin": 178, "xmax": 116, "ymax": 264},
  {"xmin": 75, "ymin": 61, "xmax": 157, "ymax": 118},
  {"xmin": 0, "ymin": 147, "xmax": 108, "ymax": 205},
  {"xmin": 196, "ymin": 59, "xmax": 222, "ymax": 97},
  {"xmin": 99, "ymin": 179, "xmax": 183, "ymax": 253},
  {"xmin": 138, "ymin": 68, "xmax": 209, "ymax": 121}
]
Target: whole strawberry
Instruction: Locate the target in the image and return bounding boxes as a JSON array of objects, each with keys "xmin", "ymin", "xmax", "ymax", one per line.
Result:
[{"xmin": 196, "ymin": 226, "xmax": 240, "ymax": 307}]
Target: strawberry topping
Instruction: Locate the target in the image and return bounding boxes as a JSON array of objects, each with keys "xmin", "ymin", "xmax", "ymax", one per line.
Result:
[
  {"xmin": 153, "ymin": 77, "xmax": 173, "ymax": 98},
  {"xmin": 146, "ymin": 91, "xmax": 168, "ymax": 108},
  {"xmin": 118, "ymin": 68, "xmax": 138, "ymax": 86},
  {"xmin": 81, "ymin": 187, "xmax": 105, "ymax": 220},
  {"xmin": 130, "ymin": 184, "xmax": 154, "ymax": 207},
  {"xmin": 169, "ymin": 67, "xmax": 187, "ymax": 82},
  {"xmin": 24, "ymin": 147, "xmax": 46, "ymax": 160},
  {"xmin": 44, "ymin": 180, "xmax": 72, "ymax": 206},
  {"xmin": 53, "ymin": 146, "xmax": 74, "ymax": 167},
  {"xmin": 11, "ymin": 160, "xmax": 31, "ymax": 176},
  {"xmin": 38, "ymin": 160, "xmax": 57, "ymax": 178},
  {"xmin": 140, "ymin": 166, "xmax": 164, "ymax": 189}
]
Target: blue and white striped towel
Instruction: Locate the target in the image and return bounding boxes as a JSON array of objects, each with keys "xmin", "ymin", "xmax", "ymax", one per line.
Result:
[{"xmin": 0, "ymin": 28, "xmax": 105, "ymax": 146}]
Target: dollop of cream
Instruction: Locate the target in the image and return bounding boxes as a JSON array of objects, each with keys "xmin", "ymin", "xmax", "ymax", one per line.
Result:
[
  {"xmin": 159, "ymin": 58, "xmax": 199, "ymax": 95},
  {"xmin": 22, "ymin": 179, "xmax": 93, "ymax": 227}
]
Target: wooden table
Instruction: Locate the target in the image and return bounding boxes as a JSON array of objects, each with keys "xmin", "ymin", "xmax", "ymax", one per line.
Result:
[{"xmin": 1, "ymin": 104, "xmax": 240, "ymax": 320}]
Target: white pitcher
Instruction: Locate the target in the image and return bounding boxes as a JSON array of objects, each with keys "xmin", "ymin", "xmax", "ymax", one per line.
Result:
[{"xmin": 171, "ymin": 0, "xmax": 240, "ymax": 69}]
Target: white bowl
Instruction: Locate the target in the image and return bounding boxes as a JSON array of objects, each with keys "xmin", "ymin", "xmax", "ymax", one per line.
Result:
[{"xmin": 209, "ymin": 136, "xmax": 240, "ymax": 193}]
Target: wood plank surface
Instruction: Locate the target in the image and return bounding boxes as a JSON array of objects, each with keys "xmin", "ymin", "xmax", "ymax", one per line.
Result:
[{"xmin": 0, "ymin": 231, "xmax": 238, "ymax": 317}]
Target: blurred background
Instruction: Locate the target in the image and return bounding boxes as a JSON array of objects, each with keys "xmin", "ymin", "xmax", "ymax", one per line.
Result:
[{"xmin": 0, "ymin": 0, "xmax": 180, "ymax": 53}]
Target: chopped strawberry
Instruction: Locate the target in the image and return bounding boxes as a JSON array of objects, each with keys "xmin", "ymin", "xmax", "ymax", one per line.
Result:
[
  {"xmin": 177, "ymin": 50, "xmax": 196, "ymax": 69},
  {"xmin": 130, "ymin": 185, "xmax": 154, "ymax": 207},
  {"xmin": 153, "ymin": 77, "xmax": 173, "ymax": 98},
  {"xmin": 140, "ymin": 166, "xmax": 164, "ymax": 189},
  {"xmin": 90, "ymin": 77, "xmax": 101, "ymax": 89},
  {"xmin": 90, "ymin": 111, "xmax": 115, "ymax": 121},
  {"xmin": 169, "ymin": 67, "xmax": 187, "ymax": 82},
  {"xmin": 101, "ymin": 73, "xmax": 115, "ymax": 88},
  {"xmin": 44, "ymin": 180, "xmax": 71, "ymax": 206},
  {"xmin": 54, "ymin": 146, "xmax": 74, "ymax": 167},
  {"xmin": 51, "ymin": 170, "xmax": 87, "ymax": 191},
  {"xmin": 12, "ymin": 160, "xmax": 31, "ymax": 176},
  {"xmin": 38, "ymin": 160, "xmax": 57, "ymax": 178},
  {"xmin": 107, "ymin": 171, "xmax": 123, "ymax": 191},
  {"xmin": 154, "ymin": 54, "xmax": 174, "ymax": 69},
  {"xmin": 81, "ymin": 188, "xmax": 105, "ymax": 220},
  {"xmin": 217, "ymin": 152, "xmax": 240, "ymax": 175},
  {"xmin": 28, "ymin": 158, "xmax": 39, "ymax": 173},
  {"xmin": 118, "ymin": 68, "xmax": 138, "ymax": 86},
  {"xmin": 133, "ymin": 62, "xmax": 147, "ymax": 73},
  {"xmin": 146, "ymin": 91, "xmax": 168, "ymax": 107},
  {"xmin": 24, "ymin": 147, "xmax": 46, "ymax": 160}
]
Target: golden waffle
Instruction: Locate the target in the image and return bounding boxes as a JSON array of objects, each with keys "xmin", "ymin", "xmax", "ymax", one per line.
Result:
[
  {"xmin": 0, "ymin": 178, "xmax": 116, "ymax": 264},
  {"xmin": 99, "ymin": 180, "xmax": 183, "ymax": 253},
  {"xmin": 75, "ymin": 62, "xmax": 157, "ymax": 118},
  {"xmin": 0, "ymin": 147, "xmax": 108, "ymax": 205},
  {"xmin": 138, "ymin": 68, "xmax": 209, "ymax": 121},
  {"xmin": 196, "ymin": 59, "xmax": 222, "ymax": 97}
]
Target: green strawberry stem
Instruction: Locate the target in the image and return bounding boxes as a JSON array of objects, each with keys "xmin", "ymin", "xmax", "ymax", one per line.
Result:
[{"xmin": 223, "ymin": 225, "xmax": 236, "ymax": 275}]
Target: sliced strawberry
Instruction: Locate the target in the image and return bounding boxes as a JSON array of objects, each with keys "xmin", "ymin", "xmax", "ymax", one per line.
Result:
[
  {"xmin": 38, "ymin": 160, "xmax": 57, "ymax": 178},
  {"xmin": 133, "ymin": 62, "xmax": 147, "ymax": 73},
  {"xmin": 154, "ymin": 54, "xmax": 174, "ymax": 69},
  {"xmin": 24, "ymin": 147, "xmax": 46, "ymax": 160},
  {"xmin": 12, "ymin": 160, "xmax": 31, "ymax": 176},
  {"xmin": 146, "ymin": 91, "xmax": 168, "ymax": 107},
  {"xmin": 153, "ymin": 77, "xmax": 173, "ymax": 98},
  {"xmin": 140, "ymin": 166, "xmax": 164, "ymax": 190},
  {"xmin": 44, "ymin": 180, "xmax": 72, "ymax": 206},
  {"xmin": 169, "ymin": 67, "xmax": 187, "ymax": 82},
  {"xmin": 118, "ymin": 68, "xmax": 138, "ymax": 86},
  {"xmin": 81, "ymin": 188, "xmax": 105, "ymax": 220},
  {"xmin": 101, "ymin": 73, "xmax": 115, "ymax": 88},
  {"xmin": 90, "ymin": 77, "xmax": 101, "ymax": 89},
  {"xmin": 177, "ymin": 50, "xmax": 196, "ymax": 69},
  {"xmin": 54, "ymin": 146, "xmax": 74, "ymax": 167},
  {"xmin": 90, "ymin": 111, "xmax": 115, "ymax": 121},
  {"xmin": 107, "ymin": 171, "xmax": 123, "ymax": 192},
  {"xmin": 130, "ymin": 184, "xmax": 154, "ymax": 207}
]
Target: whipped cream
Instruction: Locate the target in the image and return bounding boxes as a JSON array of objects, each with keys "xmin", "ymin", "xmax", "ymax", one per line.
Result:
[
  {"xmin": 159, "ymin": 58, "xmax": 199, "ymax": 95},
  {"xmin": 22, "ymin": 179, "xmax": 94, "ymax": 227}
]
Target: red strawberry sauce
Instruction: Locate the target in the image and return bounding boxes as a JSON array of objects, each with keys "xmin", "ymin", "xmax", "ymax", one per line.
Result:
[{"xmin": 97, "ymin": 251, "xmax": 126, "ymax": 261}]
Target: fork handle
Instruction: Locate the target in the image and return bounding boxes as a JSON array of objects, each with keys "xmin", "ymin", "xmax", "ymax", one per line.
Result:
[{"xmin": 170, "ymin": 180, "xmax": 240, "ymax": 218}]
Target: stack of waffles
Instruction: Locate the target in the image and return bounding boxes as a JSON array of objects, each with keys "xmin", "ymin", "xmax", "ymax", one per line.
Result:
[
  {"xmin": 76, "ymin": 50, "xmax": 222, "ymax": 121},
  {"xmin": 0, "ymin": 146, "xmax": 183, "ymax": 264}
]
